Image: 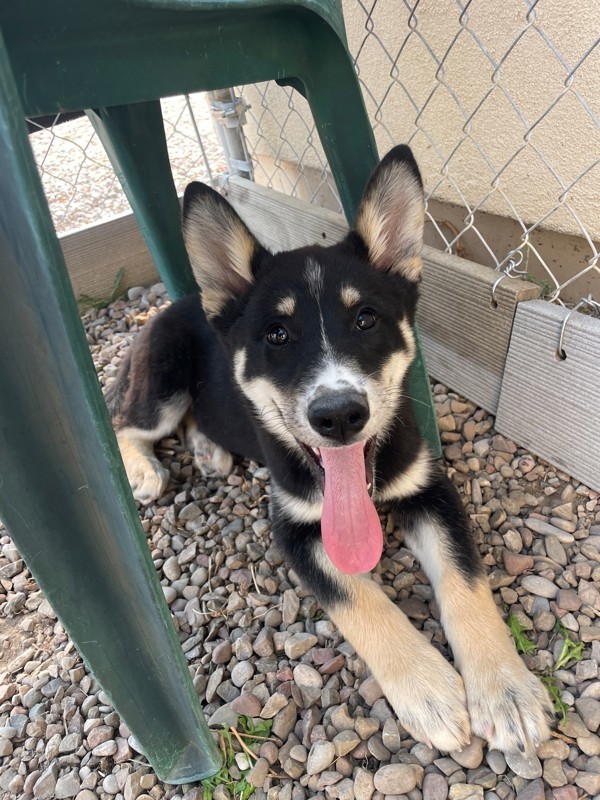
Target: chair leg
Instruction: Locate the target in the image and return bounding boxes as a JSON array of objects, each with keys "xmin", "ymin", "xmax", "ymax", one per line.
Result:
[
  {"xmin": 86, "ymin": 101, "xmax": 198, "ymax": 300},
  {"xmin": 0, "ymin": 35, "xmax": 220, "ymax": 783},
  {"xmin": 295, "ymin": 27, "xmax": 442, "ymax": 457}
]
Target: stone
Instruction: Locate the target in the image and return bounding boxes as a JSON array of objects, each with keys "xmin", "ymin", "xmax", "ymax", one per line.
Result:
[
  {"xmin": 381, "ymin": 718, "xmax": 402, "ymax": 753},
  {"xmin": 282, "ymin": 589, "xmax": 300, "ymax": 624},
  {"xmin": 373, "ymin": 764, "xmax": 418, "ymax": 794},
  {"xmin": 211, "ymin": 640, "xmax": 232, "ymax": 664},
  {"xmin": 271, "ymin": 701, "xmax": 298, "ymax": 739},
  {"xmin": 306, "ymin": 741, "xmax": 336, "ymax": 775},
  {"xmin": 285, "ymin": 633, "xmax": 318, "ymax": 660},
  {"xmin": 261, "ymin": 692, "xmax": 288, "ymax": 719},
  {"xmin": 326, "ymin": 777, "xmax": 355, "ymax": 800},
  {"xmin": 87, "ymin": 724, "xmax": 114, "ymax": 748},
  {"xmin": 575, "ymin": 697, "xmax": 600, "ymax": 731},
  {"xmin": 55, "ymin": 772, "xmax": 81, "ymax": 799},
  {"xmin": 247, "ymin": 757, "xmax": 270, "ymax": 788},
  {"xmin": 505, "ymin": 751, "xmax": 542, "ymax": 779},
  {"xmin": 503, "ymin": 551, "xmax": 534, "ymax": 576},
  {"xmin": 230, "ymin": 692, "xmax": 262, "ymax": 717},
  {"xmin": 450, "ymin": 737, "xmax": 484, "ymax": 769},
  {"xmin": 231, "ymin": 660, "xmax": 255, "ymax": 687},
  {"xmin": 423, "ymin": 772, "xmax": 448, "ymax": 800},
  {"xmin": 541, "ymin": 758, "xmax": 567, "ymax": 787},
  {"xmin": 353, "ymin": 768, "xmax": 375, "ymax": 800},
  {"xmin": 355, "ymin": 716, "xmax": 379, "ymax": 740},
  {"xmin": 33, "ymin": 765, "xmax": 58, "ymax": 800},
  {"xmin": 514, "ymin": 778, "xmax": 544, "ymax": 800},
  {"xmin": 358, "ymin": 675, "xmax": 384, "ymax": 705},
  {"xmin": 575, "ymin": 771, "xmax": 600, "ymax": 794},
  {"xmin": 520, "ymin": 575, "xmax": 558, "ymax": 599},
  {"xmin": 332, "ymin": 729, "xmax": 360, "ymax": 757},
  {"xmin": 448, "ymin": 784, "xmax": 483, "ymax": 800}
]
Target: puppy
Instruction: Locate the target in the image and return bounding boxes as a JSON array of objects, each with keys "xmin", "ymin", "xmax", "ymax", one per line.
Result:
[{"xmin": 107, "ymin": 145, "xmax": 552, "ymax": 754}]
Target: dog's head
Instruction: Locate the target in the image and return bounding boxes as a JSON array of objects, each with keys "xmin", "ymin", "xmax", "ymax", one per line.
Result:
[{"xmin": 183, "ymin": 146, "xmax": 425, "ymax": 571}]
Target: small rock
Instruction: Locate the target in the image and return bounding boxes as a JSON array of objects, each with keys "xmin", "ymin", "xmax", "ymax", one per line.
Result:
[
  {"xmin": 55, "ymin": 772, "xmax": 81, "ymax": 799},
  {"xmin": 503, "ymin": 551, "xmax": 534, "ymax": 576},
  {"xmin": 358, "ymin": 675, "xmax": 384, "ymax": 705},
  {"xmin": 282, "ymin": 589, "xmax": 300, "ymax": 624},
  {"xmin": 33, "ymin": 765, "xmax": 58, "ymax": 800},
  {"xmin": 505, "ymin": 750, "xmax": 542, "ymax": 779},
  {"xmin": 284, "ymin": 633, "xmax": 318, "ymax": 660},
  {"xmin": 574, "ymin": 770, "xmax": 600, "ymax": 794},
  {"xmin": 247, "ymin": 757, "xmax": 270, "ymax": 788},
  {"xmin": 230, "ymin": 693, "xmax": 262, "ymax": 717},
  {"xmin": 373, "ymin": 764, "xmax": 418, "ymax": 794},
  {"xmin": 448, "ymin": 784, "xmax": 483, "ymax": 800},
  {"xmin": 260, "ymin": 692, "xmax": 288, "ymax": 719},
  {"xmin": 423, "ymin": 772, "xmax": 448, "ymax": 800},
  {"xmin": 332, "ymin": 729, "xmax": 360, "ymax": 757},
  {"xmin": 515, "ymin": 778, "xmax": 544, "ymax": 800},
  {"xmin": 451, "ymin": 736, "xmax": 484, "ymax": 769},
  {"xmin": 520, "ymin": 575, "xmax": 558, "ymax": 599},
  {"xmin": 353, "ymin": 768, "xmax": 375, "ymax": 800},
  {"xmin": 542, "ymin": 758, "xmax": 567, "ymax": 788},
  {"xmin": 271, "ymin": 700, "xmax": 298, "ymax": 739},
  {"xmin": 575, "ymin": 697, "xmax": 600, "ymax": 731},
  {"xmin": 306, "ymin": 741, "xmax": 336, "ymax": 775}
]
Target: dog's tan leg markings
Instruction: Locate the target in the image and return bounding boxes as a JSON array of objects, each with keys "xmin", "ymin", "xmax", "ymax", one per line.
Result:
[
  {"xmin": 315, "ymin": 546, "xmax": 470, "ymax": 751},
  {"xmin": 117, "ymin": 431, "xmax": 170, "ymax": 505},
  {"xmin": 406, "ymin": 522, "xmax": 552, "ymax": 753},
  {"xmin": 115, "ymin": 393, "xmax": 190, "ymax": 504},
  {"xmin": 185, "ymin": 416, "xmax": 233, "ymax": 477}
]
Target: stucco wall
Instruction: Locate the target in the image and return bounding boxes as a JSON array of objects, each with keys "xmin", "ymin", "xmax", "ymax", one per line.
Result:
[{"xmin": 242, "ymin": 1, "xmax": 599, "ymax": 246}]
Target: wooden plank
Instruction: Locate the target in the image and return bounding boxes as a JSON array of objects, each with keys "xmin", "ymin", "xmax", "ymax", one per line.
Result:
[
  {"xmin": 222, "ymin": 175, "xmax": 349, "ymax": 251},
  {"xmin": 417, "ymin": 249, "xmax": 539, "ymax": 413},
  {"xmin": 223, "ymin": 177, "xmax": 539, "ymax": 412},
  {"xmin": 60, "ymin": 211, "xmax": 159, "ymax": 304},
  {"xmin": 496, "ymin": 300, "xmax": 600, "ymax": 492}
]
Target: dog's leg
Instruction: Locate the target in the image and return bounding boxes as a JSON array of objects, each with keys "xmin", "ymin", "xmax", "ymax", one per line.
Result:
[
  {"xmin": 399, "ymin": 475, "xmax": 552, "ymax": 753},
  {"xmin": 273, "ymin": 511, "xmax": 471, "ymax": 751},
  {"xmin": 116, "ymin": 392, "xmax": 190, "ymax": 504},
  {"xmin": 185, "ymin": 415, "xmax": 234, "ymax": 477}
]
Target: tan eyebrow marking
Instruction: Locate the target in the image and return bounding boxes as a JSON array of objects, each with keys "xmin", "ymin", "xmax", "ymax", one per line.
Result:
[
  {"xmin": 275, "ymin": 295, "xmax": 296, "ymax": 316},
  {"xmin": 340, "ymin": 284, "xmax": 361, "ymax": 307}
]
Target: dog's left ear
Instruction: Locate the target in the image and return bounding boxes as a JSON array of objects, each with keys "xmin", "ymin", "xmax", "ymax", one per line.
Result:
[
  {"xmin": 353, "ymin": 145, "xmax": 425, "ymax": 282},
  {"xmin": 183, "ymin": 182, "xmax": 265, "ymax": 320}
]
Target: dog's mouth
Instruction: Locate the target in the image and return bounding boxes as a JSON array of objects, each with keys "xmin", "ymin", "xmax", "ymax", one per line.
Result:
[
  {"xmin": 299, "ymin": 436, "xmax": 376, "ymax": 496},
  {"xmin": 297, "ymin": 437, "xmax": 382, "ymax": 574}
]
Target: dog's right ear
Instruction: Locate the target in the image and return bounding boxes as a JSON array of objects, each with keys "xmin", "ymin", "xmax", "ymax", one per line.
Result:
[
  {"xmin": 353, "ymin": 145, "xmax": 425, "ymax": 282},
  {"xmin": 183, "ymin": 183, "xmax": 264, "ymax": 320}
]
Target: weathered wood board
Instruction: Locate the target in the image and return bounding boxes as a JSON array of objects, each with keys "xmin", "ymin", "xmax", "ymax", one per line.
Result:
[
  {"xmin": 417, "ymin": 249, "xmax": 539, "ymax": 413},
  {"xmin": 60, "ymin": 211, "xmax": 159, "ymax": 304},
  {"xmin": 496, "ymin": 300, "xmax": 600, "ymax": 492}
]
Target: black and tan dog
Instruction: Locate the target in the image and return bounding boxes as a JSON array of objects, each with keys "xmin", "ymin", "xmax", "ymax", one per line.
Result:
[{"xmin": 107, "ymin": 146, "xmax": 551, "ymax": 754}]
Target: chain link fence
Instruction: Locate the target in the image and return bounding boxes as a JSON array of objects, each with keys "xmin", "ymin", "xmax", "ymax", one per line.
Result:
[{"xmin": 27, "ymin": 1, "xmax": 599, "ymax": 310}]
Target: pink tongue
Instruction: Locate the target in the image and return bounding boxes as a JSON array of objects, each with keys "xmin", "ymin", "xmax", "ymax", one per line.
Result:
[{"xmin": 320, "ymin": 441, "xmax": 383, "ymax": 574}]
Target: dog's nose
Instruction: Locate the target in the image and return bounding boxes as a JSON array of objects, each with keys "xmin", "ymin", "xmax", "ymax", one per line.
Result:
[{"xmin": 308, "ymin": 391, "xmax": 370, "ymax": 442}]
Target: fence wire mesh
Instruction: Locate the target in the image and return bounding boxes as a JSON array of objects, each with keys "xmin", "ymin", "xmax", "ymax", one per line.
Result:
[
  {"xmin": 27, "ymin": 94, "xmax": 225, "ymax": 235},
  {"xmin": 27, "ymin": 1, "xmax": 599, "ymax": 309}
]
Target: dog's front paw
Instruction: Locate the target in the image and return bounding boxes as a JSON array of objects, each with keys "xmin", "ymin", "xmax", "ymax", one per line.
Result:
[
  {"xmin": 126, "ymin": 455, "xmax": 170, "ymax": 505},
  {"xmin": 463, "ymin": 652, "xmax": 553, "ymax": 754},
  {"xmin": 384, "ymin": 647, "xmax": 471, "ymax": 752}
]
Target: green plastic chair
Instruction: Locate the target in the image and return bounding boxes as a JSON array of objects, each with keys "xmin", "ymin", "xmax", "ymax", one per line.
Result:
[{"xmin": 0, "ymin": 0, "xmax": 440, "ymax": 783}]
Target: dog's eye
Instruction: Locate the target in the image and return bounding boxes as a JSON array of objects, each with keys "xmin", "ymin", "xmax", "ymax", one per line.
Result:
[
  {"xmin": 356, "ymin": 309, "xmax": 377, "ymax": 331},
  {"xmin": 266, "ymin": 324, "xmax": 289, "ymax": 346}
]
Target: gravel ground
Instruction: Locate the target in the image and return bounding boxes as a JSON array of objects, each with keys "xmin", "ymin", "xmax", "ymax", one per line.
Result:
[{"xmin": 1, "ymin": 285, "xmax": 600, "ymax": 800}]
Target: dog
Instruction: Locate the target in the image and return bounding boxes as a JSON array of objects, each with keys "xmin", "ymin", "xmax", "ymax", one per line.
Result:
[{"xmin": 107, "ymin": 145, "xmax": 552, "ymax": 754}]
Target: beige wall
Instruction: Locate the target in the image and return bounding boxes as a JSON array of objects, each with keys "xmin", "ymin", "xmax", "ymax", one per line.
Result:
[{"xmin": 242, "ymin": 0, "xmax": 599, "ymax": 288}]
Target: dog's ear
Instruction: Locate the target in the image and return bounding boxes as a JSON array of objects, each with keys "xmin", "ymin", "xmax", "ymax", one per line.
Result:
[
  {"xmin": 353, "ymin": 145, "xmax": 425, "ymax": 282},
  {"xmin": 183, "ymin": 183, "xmax": 264, "ymax": 320}
]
